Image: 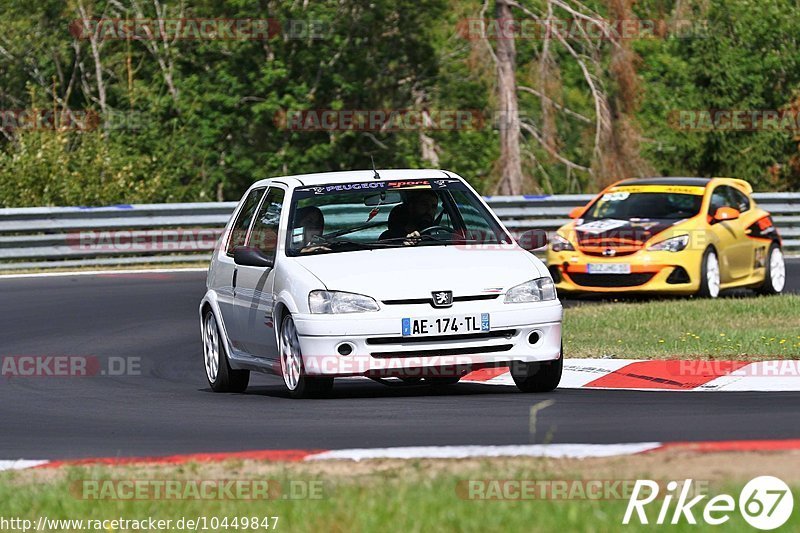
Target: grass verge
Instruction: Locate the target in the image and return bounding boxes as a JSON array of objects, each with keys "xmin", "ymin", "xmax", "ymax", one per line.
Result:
[
  {"xmin": 1, "ymin": 452, "xmax": 798, "ymax": 532},
  {"xmin": 564, "ymin": 294, "xmax": 800, "ymax": 359}
]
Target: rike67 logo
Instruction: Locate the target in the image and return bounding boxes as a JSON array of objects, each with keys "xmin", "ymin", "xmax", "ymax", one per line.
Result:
[{"xmin": 623, "ymin": 476, "xmax": 794, "ymax": 530}]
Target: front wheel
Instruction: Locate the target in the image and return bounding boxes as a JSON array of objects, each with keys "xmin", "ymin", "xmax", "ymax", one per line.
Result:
[
  {"xmin": 511, "ymin": 346, "xmax": 562, "ymax": 393},
  {"xmin": 697, "ymin": 247, "xmax": 721, "ymax": 298},
  {"xmin": 203, "ymin": 311, "xmax": 249, "ymax": 393},
  {"xmin": 279, "ymin": 315, "xmax": 333, "ymax": 399},
  {"xmin": 757, "ymin": 243, "xmax": 786, "ymax": 295}
]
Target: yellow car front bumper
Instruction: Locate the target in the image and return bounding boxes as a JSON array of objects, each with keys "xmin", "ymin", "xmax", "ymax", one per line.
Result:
[{"xmin": 546, "ymin": 249, "xmax": 704, "ymax": 295}]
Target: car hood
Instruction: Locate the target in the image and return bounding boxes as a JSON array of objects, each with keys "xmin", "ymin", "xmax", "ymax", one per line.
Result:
[
  {"xmin": 291, "ymin": 245, "xmax": 547, "ymax": 300},
  {"xmin": 565, "ymin": 217, "xmax": 696, "ymax": 244}
]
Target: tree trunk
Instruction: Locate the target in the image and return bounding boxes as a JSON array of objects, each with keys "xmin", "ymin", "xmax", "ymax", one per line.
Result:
[
  {"xmin": 414, "ymin": 87, "xmax": 440, "ymax": 167},
  {"xmin": 495, "ymin": 0, "xmax": 523, "ymax": 195}
]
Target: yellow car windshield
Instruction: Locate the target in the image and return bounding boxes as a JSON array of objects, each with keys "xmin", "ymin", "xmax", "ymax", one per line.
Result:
[{"xmin": 585, "ymin": 188, "xmax": 703, "ymax": 221}]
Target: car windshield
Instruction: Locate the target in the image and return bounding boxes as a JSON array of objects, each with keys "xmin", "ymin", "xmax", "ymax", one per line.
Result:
[
  {"xmin": 583, "ymin": 186, "xmax": 704, "ymax": 221},
  {"xmin": 286, "ymin": 177, "xmax": 511, "ymax": 256}
]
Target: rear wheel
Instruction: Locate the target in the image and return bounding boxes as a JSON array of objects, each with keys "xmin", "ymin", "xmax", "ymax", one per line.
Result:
[
  {"xmin": 203, "ymin": 311, "xmax": 249, "ymax": 393},
  {"xmin": 279, "ymin": 315, "xmax": 333, "ymax": 399},
  {"xmin": 757, "ymin": 243, "xmax": 785, "ymax": 295},
  {"xmin": 511, "ymin": 345, "xmax": 563, "ymax": 393},
  {"xmin": 697, "ymin": 248, "xmax": 721, "ymax": 298}
]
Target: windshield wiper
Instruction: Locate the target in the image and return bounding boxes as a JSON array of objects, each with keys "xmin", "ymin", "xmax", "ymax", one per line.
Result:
[
  {"xmin": 326, "ymin": 239, "xmax": 385, "ymax": 249},
  {"xmin": 377, "ymin": 234, "xmax": 501, "ymax": 245}
]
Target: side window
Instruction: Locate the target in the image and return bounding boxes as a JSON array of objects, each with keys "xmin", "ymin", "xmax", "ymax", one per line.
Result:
[
  {"xmin": 226, "ymin": 188, "xmax": 265, "ymax": 255},
  {"xmin": 708, "ymin": 187, "xmax": 733, "ymax": 215},
  {"xmin": 727, "ymin": 187, "xmax": 750, "ymax": 213},
  {"xmin": 247, "ymin": 188, "xmax": 286, "ymax": 260}
]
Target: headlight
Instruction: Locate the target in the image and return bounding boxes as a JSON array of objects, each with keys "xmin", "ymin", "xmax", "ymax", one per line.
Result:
[
  {"xmin": 648, "ymin": 234, "xmax": 689, "ymax": 252},
  {"xmin": 504, "ymin": 277, "xmax": 557, "ymax": 303},
  {"xmin": 550, "ymin": 234, "xmax": 575, "ymax": 252},
  {"xmin": 308, "ymin": 290, "xmax": 380, "ymax": 313}
]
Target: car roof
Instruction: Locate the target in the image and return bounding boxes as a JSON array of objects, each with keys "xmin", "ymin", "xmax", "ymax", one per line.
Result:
[
  {"xmin": 252, "ymin": 169, "xmax": 456, "ymax": 188},
  {"xmin": 611, "ymin": 176, "xmax": 753, "ymax": 195},
  {"xmin": 614, "ymin": 177, "xmax": 712, "ymax": 187}
]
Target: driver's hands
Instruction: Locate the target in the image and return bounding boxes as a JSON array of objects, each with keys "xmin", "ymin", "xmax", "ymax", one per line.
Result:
[
  {"xmin": 300, "ymin": 244, "xmax": 331, "ymax": 254},
  {"xmin": 403, "ymin": 231, "xmax": 421, "ymax": 246}
]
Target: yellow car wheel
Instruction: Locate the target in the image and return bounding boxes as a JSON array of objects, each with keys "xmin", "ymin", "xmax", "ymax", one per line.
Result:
[
  {"xmin": 757, "ymin": 243, "xmax": 786, "ymax": 295},
  {"xmin": 697, "ymin": 248, "xmax": 721, "ymax": 298}
]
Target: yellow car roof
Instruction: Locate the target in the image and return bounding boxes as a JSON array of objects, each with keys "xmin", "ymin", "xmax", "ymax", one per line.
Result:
[{"xmin": 609, "ymin": 177, "xmax": 753, "ymax": 196}]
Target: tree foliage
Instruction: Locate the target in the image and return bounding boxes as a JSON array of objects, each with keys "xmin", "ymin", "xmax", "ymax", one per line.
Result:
[{"xmin": 0, "ymin": 0, "xmax": 798, "ymax": 207}]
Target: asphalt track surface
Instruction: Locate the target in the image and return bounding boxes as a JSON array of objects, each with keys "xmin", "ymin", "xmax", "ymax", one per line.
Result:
[{"xmin": 1, "ymin": 260, "xmax": 798, "ymax": 460}]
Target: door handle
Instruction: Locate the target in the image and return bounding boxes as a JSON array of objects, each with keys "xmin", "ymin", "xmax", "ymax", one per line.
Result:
[{"xmin": 232, "ymin": 268, "xmax": 238, "ymax": 289}]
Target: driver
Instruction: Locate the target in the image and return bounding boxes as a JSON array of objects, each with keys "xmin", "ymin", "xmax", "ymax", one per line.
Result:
[
  {"xmin": 293, "ymin": 206, "xmax": 328, "ymax": 253},
  {"xmin": 398, "ymin": 189, "xmax": 439, "ymax": 243}
]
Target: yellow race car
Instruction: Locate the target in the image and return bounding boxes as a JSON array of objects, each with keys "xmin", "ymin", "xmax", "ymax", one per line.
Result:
[{"xmin": 546, "ymin": 177, "xmax": 786, "ymax": 297}]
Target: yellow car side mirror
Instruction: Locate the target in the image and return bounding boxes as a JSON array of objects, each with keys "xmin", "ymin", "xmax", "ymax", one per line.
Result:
[
  {"xmin": 568, "ymin": 207, "xmax": 583, "ymax": 219},
  {"xmin": 713, "ymin": 206, "xmax": 740, "ymax": 222}
]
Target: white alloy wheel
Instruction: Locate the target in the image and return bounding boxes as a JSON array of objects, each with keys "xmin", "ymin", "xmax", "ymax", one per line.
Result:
[
  {"xmin": 770, "ymin": 247, "xmax": 786, "ymax": 293},
  {"xmin": 706, "ymin": 251, "xmax": 720, "ymax": 298},
  {"xmin": 280, "ymin": 316, "xmax": 303, "ymax": 391},
  {"xmin": 203, "ymin": 312, "xmax": 220, "ymax": 383}
]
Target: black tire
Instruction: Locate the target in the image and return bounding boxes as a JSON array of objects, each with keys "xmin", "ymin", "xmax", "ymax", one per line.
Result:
[
  {"xmin": 203, "ymin": 310, "xmax": 249, "ymax": 393},
  {"xmin": 279, "ymin": 315, "xmax": 334, "ymax": 399},
  {"xmin": 697, "ymin": 247, "xmax": 721, "ymax": 298},
  {"xmin": 756, "ymin": 242, "xmax": 786, "ymax": 295},
  {"xmin": 511, "ymin": 345, "xmax": 562, "ymax": 393}
]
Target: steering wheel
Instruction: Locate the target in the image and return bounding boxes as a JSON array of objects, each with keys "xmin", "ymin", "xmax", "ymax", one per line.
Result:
[{"xmin": 419, "ymin": 225, "xmax": 456, "ymax": 237}]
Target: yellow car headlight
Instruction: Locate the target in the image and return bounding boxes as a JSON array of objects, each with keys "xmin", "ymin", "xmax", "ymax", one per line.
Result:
[
  {"xmin": 648, "ymin": 234, "xmax": 689, "ymax": 252},
  {"xmin": 550, "ymin": 234, "xmax": 575, "ymax": 252}
]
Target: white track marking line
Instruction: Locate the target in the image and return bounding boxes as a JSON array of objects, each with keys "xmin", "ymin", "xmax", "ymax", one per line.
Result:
[
  {"xmin": 0, "ymin": 267, "xmax": 207, "ymax": 280},
  {"xmin": 305, "ymin": 443, "xmax": 663, "ymax": 461},
  {"xmin": 0, "ymin": 460, "xmax": 49, "ymax": 471}
]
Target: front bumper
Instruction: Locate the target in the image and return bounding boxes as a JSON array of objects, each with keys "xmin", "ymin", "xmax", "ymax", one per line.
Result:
[
  {"xmin": 292, "ymin": 300, "xmax": 562, "ymax": 377},
  {"xmin": 546, "ymin": 249, "xmax": 702, "ymax": 294}
]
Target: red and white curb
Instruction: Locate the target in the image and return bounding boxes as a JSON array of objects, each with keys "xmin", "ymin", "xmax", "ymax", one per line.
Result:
[
  {"xmin": 462, "ymin": 359, "xmax": 800, "ymax": 391},
  {"xmin": 4, "ymin": 439, "xmax": 800, "ymax": 472}
]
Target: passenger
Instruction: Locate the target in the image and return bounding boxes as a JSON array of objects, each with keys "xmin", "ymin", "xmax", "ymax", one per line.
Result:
[
  {"xmin": 379, "ymin": 204, "xmax": 410, "ymax": 240},
  {"xmin": 294, "ymin": 206, "xmax": 327, "ymax": 253}
]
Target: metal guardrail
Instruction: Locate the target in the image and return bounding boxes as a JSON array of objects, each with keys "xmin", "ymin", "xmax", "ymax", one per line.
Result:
[{"xmin": 0, "ymin": 193, "xmax": 798, "ymax": 270}]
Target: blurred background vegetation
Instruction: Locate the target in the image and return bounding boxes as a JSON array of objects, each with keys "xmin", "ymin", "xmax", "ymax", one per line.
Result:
[{"xmin": 1, "ymin": 0, "xmax": 799, "ymax": 206}]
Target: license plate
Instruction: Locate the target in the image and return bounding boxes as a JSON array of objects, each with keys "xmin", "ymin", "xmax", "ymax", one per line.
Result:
[
  {"xmin": 587, "ymin": 263, "xmax": 631, "ymax": 274},
  {"xmin": 401, "ymin": 313, "xmax": 490, "ymax": 337}
]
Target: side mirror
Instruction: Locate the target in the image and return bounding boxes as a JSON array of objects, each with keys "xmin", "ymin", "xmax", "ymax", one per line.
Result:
[
  {"xmin": 233, "ymin": 246, "xmax": 274, "ymax": 268},
  {"xmin": 713, "ymin": 206, "xmax": 740, "ymax": 222},
  {"xmin": 568, "ymin": 207, "xmax": 583, "ymax": 219},
  {"xmin": 518, "ymin": 229, "xmax": 548, "ymax": 251}
]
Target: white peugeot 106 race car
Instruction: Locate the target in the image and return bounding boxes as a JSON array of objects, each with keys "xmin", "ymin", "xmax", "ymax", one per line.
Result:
[{"xmin": 199, "ymin": 169, "xmax": 563, "ymax": 398}]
